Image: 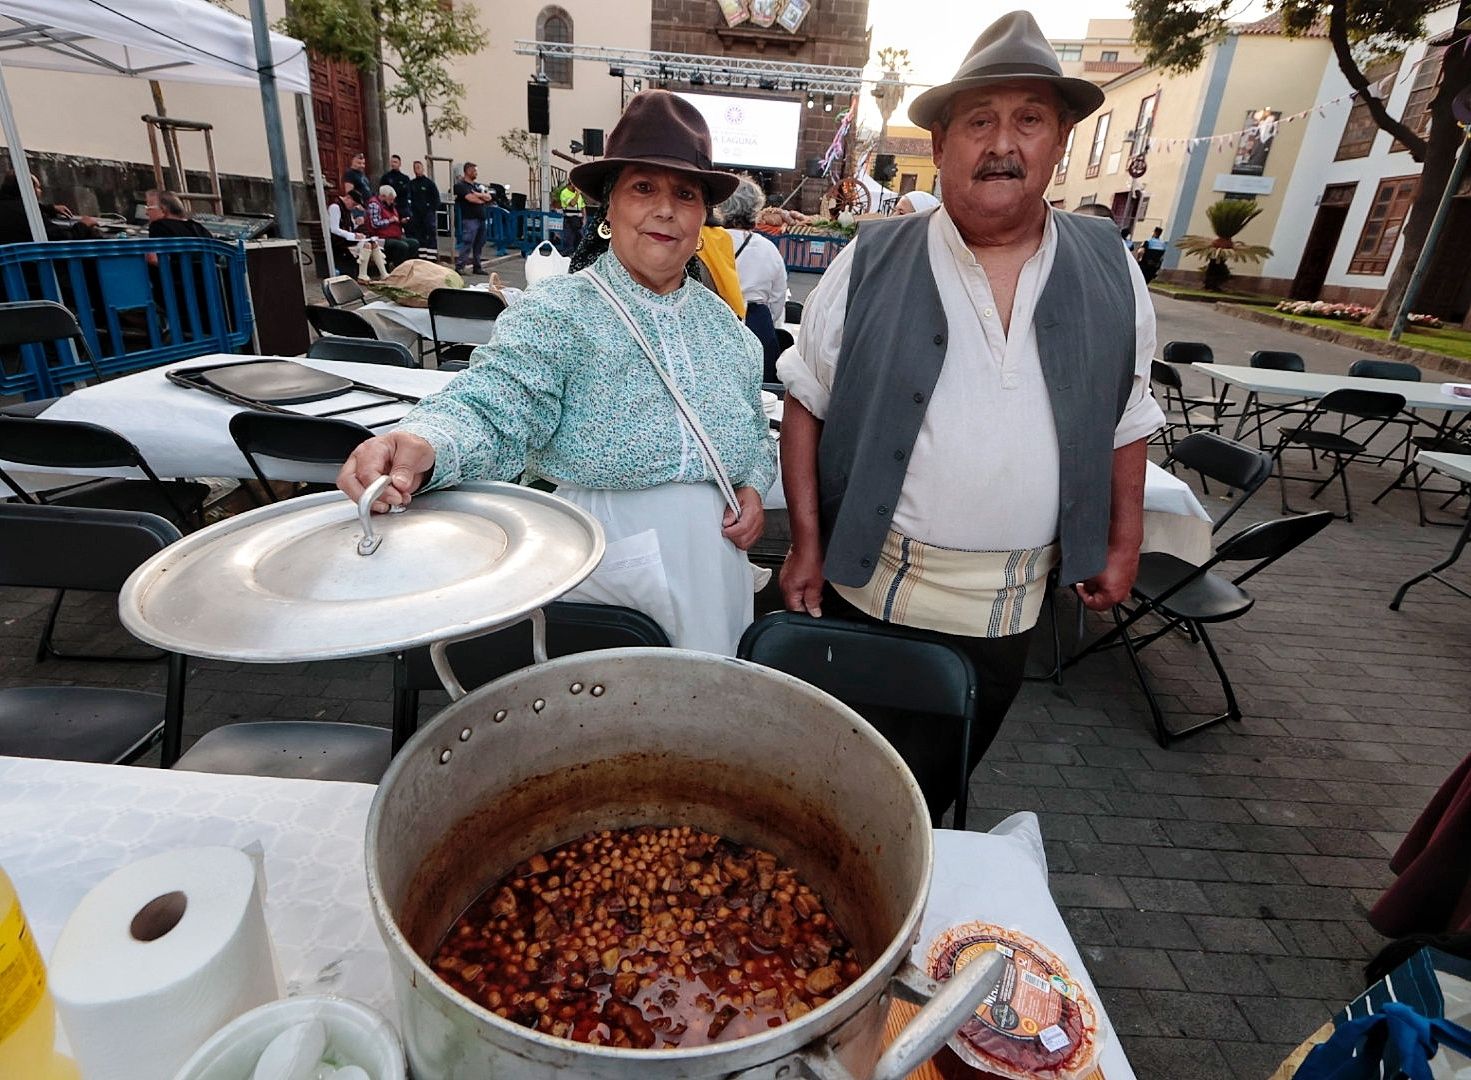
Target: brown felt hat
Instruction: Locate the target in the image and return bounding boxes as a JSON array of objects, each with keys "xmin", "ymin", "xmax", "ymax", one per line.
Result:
[
  {"xmin": 908, "ymin": 10, "xmax": 1106, "ymax": 130},
  {"xmin": 568, "ymin": 90, "xmax": 740, "ymax": 205}
]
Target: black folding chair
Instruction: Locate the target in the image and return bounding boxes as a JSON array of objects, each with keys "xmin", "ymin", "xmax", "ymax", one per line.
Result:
[
  {"xmin": 737, "ymin": 611, "xmax": 980, "ymax": 829},
  {"xmin": 320, "ymin": 275, "xmax": 367, "ymax": 308},
  {"xmin": 0, "ymin": 300, "xmax": 106, "ymax": 391},
  {"xmin": 1372, "ymin": 413, "xmax": 1471, "ymax": 526},
  {"xmin": 1165, "ymin": 432, "xmax": 1275, "ymax": 535},
  {"xmin": 1234, "ymin": 350, "xmax": 1312, "ymax": 447},
  {"xmin": 305, "ymin": 336, "xmax": 419, "ymax": 368},
  {"xmin": 0, "ymin": 416, "xmax": 209, "ymax": 661},
  {"xmin": 391, "ymin": 602, "xmax": 670, "ymax": 753},
  {"xmin": 1072, "ymin": 511, "xmax": 1333, "ymax": 747},
  {"xmin": 427, "ymin": 288, "xmax": 504, "ymax": 368},
  {"xmin": 172, "ymin": 720, "xmax": 393, "ymax": 783},
  {"xmin": 304, "ymin": 305, "xmax": 379, "ymax": 340},
  {"xmin": 1163, "ymin": 340, "xmax": 1236, "ymax": 419},
  {"xmin": 1150, "ymin": 360, "xmax": 1222, "ymax": 458},
  {"xmin": 229, "ymin": 411, "xmax": 372, "ymax": 504},
  {"xmin": 1346, "ymin": 358, "xmax": 1422, "ymax": 468},
  {"xmin": 1271, "ymin": 388, "xmax": 1406, "ymax": 522},
  {"xmin": 0, "ymin": 504, "xmax": 188, "ymax": 765}
]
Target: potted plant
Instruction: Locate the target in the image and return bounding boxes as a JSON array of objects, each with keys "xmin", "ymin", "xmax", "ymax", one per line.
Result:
[{"xmin": 1176, "ymin": 198, "xmax": 1273, "ymax": 291}]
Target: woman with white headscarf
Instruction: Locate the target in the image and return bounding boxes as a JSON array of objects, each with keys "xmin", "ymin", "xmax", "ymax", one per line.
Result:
[{"xmin": 893, "ymin": 190, "xmax": 940, "ymax": 215}]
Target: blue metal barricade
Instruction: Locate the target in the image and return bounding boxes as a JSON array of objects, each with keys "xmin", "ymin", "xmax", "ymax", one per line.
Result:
[
  {"xmin": 773, "ymin": 232, "xmax": 851, "ymax": 273},
  {"xmin": 0, "ymin": 237, "xmax": 253, "ymax": 400}
]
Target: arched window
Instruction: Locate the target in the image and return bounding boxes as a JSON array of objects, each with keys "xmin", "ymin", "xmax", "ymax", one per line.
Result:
[{"xmin": 537, "ymin": 7, "xmax": 573, "ymax": 89}]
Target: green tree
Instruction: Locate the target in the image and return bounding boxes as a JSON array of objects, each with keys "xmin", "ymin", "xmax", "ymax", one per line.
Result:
[
  {"xmin": 279, "ymin": 0, "xmax": 487, "ymax": 159},
  {"xmin": 499, "ymin": 128, "xmax": 541, "ymax": 198},
  {"xmin": 1130, "ymin": 0, "xmax": 1470, "ymax": 326}
]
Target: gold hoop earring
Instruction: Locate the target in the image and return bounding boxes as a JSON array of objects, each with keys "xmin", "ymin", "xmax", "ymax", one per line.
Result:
[
  {"xmin": 596, "ymin": 219, "xmax": 613, "ymax": 240},
  {"xmin": 695, "ymin": 234, "xmax": 705, "ymax": 252}
]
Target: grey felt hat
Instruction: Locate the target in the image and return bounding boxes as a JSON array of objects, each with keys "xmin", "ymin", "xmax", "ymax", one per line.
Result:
[{"xmin": 907, "ymin": 11, "xmax": 1107, "ymax": 129}]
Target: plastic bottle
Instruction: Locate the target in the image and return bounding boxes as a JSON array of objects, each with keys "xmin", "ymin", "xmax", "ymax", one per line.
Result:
[{"xmin": 0, "ymin": 865, "xmax": 81, "ymax": 1080}]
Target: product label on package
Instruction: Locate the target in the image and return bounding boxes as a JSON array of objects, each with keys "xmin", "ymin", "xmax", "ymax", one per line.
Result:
[{"xmin": 0, "ymin": 900, "xmax": 47, "ymax": 1041}]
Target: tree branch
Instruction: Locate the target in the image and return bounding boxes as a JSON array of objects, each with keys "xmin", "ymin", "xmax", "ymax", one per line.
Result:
[{"xmin": 1328, "ymin": 0, "xmax": 1426, "ymax": 160}]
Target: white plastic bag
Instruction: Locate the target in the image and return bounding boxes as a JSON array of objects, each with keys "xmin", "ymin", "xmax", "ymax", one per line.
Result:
[{"xmin": 524, "ymin": 241, "xmax": 570, "ymax": 286}]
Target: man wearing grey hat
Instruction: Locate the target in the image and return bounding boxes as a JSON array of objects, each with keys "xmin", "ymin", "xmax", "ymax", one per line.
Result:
[{"xmin": 777, "ymin": 11, "xmax": 1163, "ymax": 821}]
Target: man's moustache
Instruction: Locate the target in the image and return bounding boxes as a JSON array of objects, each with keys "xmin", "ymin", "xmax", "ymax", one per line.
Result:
[{"xmin": 973, "ymin": 159, "xmax": 1026, "ymax": 179}]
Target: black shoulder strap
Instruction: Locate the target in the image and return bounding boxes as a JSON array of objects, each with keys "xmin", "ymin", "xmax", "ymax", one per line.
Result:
[{"xmin": 734, "ymin": 231, "xmax": 754, "ymax": 258}]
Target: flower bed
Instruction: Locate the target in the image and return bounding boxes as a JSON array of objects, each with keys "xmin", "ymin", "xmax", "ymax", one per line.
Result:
[{"xmin": 1275, "ymin": 300, "xmax": 1443, "ymax": 328}]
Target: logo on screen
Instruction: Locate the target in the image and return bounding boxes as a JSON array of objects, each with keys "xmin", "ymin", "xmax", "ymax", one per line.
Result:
[{"xmin": 725, "ymin": 105, "xmax": 744, "ymax": 125}]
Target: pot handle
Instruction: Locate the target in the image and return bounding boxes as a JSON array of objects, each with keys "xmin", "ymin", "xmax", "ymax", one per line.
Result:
[
  {"xmin": 791, "ymin": 951, "xmax": 1005, "ymax": 1080},
  {"xmin": 355, "ymin": 475, "xmax": 405, "ymax": 556},
  {"xmin": 428, "ymin": 608, "xmax": 549, "ymax": 701}
]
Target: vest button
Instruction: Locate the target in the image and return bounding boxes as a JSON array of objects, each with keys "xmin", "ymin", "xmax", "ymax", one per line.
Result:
[
  {"xmin": 913, "ymin": 392, "xmax": 924, "ymax": 404},
  {"xmin": 932, "ymin": 334, "xmax": 944, "ymax": 346},
  {"xmin": 877, "ymin": 505, "xmax": 888, "ymax": 516},
  {"xmin": 860, "ymin": 557, "xmax": 872, "ymax": 568},
  {"xmin": 893, "ymin": 449, "xmax": 905, "ymax": 461}
]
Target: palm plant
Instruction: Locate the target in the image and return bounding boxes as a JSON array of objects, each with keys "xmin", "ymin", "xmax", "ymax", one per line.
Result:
[{"xmin": 1176, "ymin": 199, "xmax": 1274, "ymax": 291}]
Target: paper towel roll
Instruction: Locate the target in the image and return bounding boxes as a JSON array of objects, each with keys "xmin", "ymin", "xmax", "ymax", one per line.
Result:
[{"xmin": 49, "ymin": 846, "xmax": 281, "ymax": 1080}]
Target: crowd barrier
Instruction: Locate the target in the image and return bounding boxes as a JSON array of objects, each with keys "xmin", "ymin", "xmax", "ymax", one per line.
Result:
[
  {"xmin": 0, "ymin": 237, "xmax": 253, "ymax": 400},
  {"xmin": 772, "ymin": 233, "xmax": 850, "ymax": 273}
]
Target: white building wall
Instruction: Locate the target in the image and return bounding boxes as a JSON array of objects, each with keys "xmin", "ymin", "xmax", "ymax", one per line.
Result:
[{"xmin": 1266, "ymin": 2, "xmax": 1456, "ymax": 293}]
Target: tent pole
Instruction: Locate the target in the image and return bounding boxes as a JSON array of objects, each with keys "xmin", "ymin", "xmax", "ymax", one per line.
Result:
[
  {"xmin": 249, "ymin": 0, "xmax": 298, "ymax": 238},
  {"xmin": 0, "ymin": 59, "xmax": 46, "ymax": 243},
  {"xmin": 302, "ymin": 92, "xmax": 337, "ymax": 279}
]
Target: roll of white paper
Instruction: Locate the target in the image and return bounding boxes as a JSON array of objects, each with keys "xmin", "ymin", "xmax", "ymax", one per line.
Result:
[{"xmin": 49, "ymin": 846, "xmax": 281, "ymax": 1080}]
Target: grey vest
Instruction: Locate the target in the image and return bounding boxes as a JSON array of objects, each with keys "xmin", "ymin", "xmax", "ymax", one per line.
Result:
[{"xmin": 818, "ymin": 211, "xmax": 1136, "ymax": 588}]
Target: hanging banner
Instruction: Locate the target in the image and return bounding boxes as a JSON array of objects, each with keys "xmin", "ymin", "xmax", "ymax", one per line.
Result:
[
  {"xmin": 777, "ymin": 0, "xmax": 813, "ymax": 33},
  {"xmin": 717, "ymin": 0, "xmax": 750, "ymax": 28},
  {"xmin": 748, "ymin": 0, "xmax": 780, "ymax": 28},
  {"xmin": 1232, "ymin": 110, "xmax": 1280, "ymax": 176}
]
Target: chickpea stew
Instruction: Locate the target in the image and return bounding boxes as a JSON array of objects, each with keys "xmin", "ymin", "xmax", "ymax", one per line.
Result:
[{"xmin": 431, "ymin": 825, "xmax": 862, "ymax": 1049}]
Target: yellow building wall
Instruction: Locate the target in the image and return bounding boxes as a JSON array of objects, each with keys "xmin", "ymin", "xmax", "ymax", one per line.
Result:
[
  {"xmin": 1173, "ymin": 34, "xmax": 1334, "ymax": 279},
  {"xmin": 882, "ymin": 124, "xmax": 938, "ymax": 196}
]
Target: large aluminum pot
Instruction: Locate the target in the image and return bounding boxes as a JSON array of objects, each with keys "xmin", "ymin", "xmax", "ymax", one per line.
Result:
[{"xmin": 366, "ymin": 648, "xmax": 1002, "ymax": 1079}]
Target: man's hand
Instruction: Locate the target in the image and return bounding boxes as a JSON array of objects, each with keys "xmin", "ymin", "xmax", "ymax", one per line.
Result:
[
  {"xmin": 780, "ymin": 543, "xmax": 826, "ymax": 617},
  {"xmin": 337, "ymin": 432, "xmax": 437, "ymax": 512},
  {"xmin": 721, "ymin": 486, "xmax": 765, "ymax": 551},
  {"xmin": 1074, "ymin": 543, "xmax": 1140, "ymax": 611}
]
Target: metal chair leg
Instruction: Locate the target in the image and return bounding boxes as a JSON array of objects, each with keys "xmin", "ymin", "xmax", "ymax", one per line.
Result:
[
  {"xmin": 1111, "ymin": 606, "xmax": 1172, "ymax": 748},
  {"xmin": 36, "ymin": 589, "xmax": 164, "ymax": 663},
  {"xmin": 1194, "ymin": 622, "xmax": 1242, "ymax": 724},
  {"xmin": 954, "ymin": 714, "xmax": 972, "ymax": 831}
]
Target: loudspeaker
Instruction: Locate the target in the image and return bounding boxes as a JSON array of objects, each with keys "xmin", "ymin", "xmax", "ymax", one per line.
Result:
[
  {"xmin": 582, "ymin": 128, "xmax": 604, "ymax": 157},
  {"xmin": 511, "ymin": 192, "xmax": 527, "ymax": 211},
  {"xmin": 804, "ymin": 157, "xmax": 825, "ymax": 178},
  {"xmin": 527, "ymin": 81, "xmax": 550, "ymax": 135},
  {"xmin": 874, "ymin": 154, "xmax": 897, "ymax": 182}
]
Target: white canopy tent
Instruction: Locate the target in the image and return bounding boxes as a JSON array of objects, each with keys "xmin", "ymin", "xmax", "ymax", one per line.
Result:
[{"xmin": 0, "ymin": 0, "xmax": 334, "ymax": 271}]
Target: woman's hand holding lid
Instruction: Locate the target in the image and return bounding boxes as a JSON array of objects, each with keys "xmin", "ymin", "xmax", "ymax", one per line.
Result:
[{"xmin": 337, "ymin": 431, "xmax": 436, "ymax": 513}]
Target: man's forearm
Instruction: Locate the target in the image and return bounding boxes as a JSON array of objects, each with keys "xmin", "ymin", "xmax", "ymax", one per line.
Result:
[
  {"xmin": 1108, "ymin": 437, "xmax": 1147, "ymax": 552},
  {"xmin": 781, "ymin": 396, "xmax": 824, "ymax": 549}
]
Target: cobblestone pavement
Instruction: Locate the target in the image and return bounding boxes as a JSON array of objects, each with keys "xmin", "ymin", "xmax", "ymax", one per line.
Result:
[{"xmin": 7, "ymin": 286, "xmax": 1470, "ymax": 1079}]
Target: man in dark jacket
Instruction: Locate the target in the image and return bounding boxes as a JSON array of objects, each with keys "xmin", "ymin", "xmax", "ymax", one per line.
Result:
[
  {"xmin": 145, "ymin": 189, "xmax": 211, "ymax": 239},
  {"xmin": 343, "ymin": 152, "xmax": 372, "ymax": 204},
  {"xmin": 407, "ymin": 160, "xmax": 440, "ymax": 255},
  {"xmin": 379, "ymin": 155, "xmax": 412, "ymax": 215}
]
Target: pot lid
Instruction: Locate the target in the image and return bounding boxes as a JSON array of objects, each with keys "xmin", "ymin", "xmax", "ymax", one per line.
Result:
[{"xmin": 118, "ymin": 480, "xmax": 605, "ymax": 662}]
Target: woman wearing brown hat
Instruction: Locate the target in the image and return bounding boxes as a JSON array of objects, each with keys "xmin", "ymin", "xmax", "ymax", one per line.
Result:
[{"xmin": 338, "ymin": 91, "xmax": 774, "ymax": 655}]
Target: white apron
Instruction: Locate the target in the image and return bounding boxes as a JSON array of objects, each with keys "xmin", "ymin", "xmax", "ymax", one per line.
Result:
[{"xmin": 556, "ymin": 481, "xmax": 753, "ymax": 656}]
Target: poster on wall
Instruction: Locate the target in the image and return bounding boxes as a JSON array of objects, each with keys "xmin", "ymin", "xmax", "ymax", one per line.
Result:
[
  {"xmin": 717, "ymin": 0, "xmax": 749, "ymax": 28},
  {"xmin": 1232, "ymin": 110, "xmax": 1280, "ymax": 176},
  {"xmin": 777, "ymin": 0, "xmax": 812, "ymax": 32},
  {"xmin": 748, "ymin": 0, "xmax": 780, "ymax": 27}
]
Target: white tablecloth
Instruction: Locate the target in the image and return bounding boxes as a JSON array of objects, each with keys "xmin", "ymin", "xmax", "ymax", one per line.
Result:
[
  {"xmin": 360, "ymin": 283, "xmax": 521, "ymax": 344},
  {"xmin": 7, "ymin": 356, "xmax": 454, "ymax": 488},
  {"xmin": 0, "ymin": 755, "xmax": 1134, "ymax": 1079}
]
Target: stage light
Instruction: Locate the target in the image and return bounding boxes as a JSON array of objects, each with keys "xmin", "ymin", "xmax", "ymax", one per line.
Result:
[
  {"xmin": 823, "ymin": 94, "xmax": 834, "ymax": 112},
  {"xmin": 806, "ymin": 92, "xmax": 816, "ymax": 110},
  {"xmin": 608, "ymin": 66, "xmax": 624, "ymax": 77},
  {"xmin": 690, "ymin": 72, "xmax": 706, "ymax": 86}
]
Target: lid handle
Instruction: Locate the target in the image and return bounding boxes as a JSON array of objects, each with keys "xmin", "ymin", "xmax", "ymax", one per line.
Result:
[{"xmin": 356, "ymin": 475, "xmax": 404, "ymax": 556}]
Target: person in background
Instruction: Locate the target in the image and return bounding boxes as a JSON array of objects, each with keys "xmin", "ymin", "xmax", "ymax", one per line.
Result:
[
  {"xmin": 1137, "ymin": 226, "xmax": 1167, "ymax": 283},
  {"xmin": 365, "ymin": 185, "xmax": 419, "ymax": 269},
  {"xmin": 144, "ymin": 189, "xmax": 210, "ymax": 239},
  {"xmin": 555, "ymin": 181, "xmax": 584, "ymax": 256},
  {"xmin": 695, "ymin": 209, "xmax": 746, "ymax": 320},
  {"xmin": 337, "ymin": 91, "xmax": 772, "ymax": 656},
  {"xmin": 484, "ymin": 178, "xmax": 513, "ymax": 256},
  {"xmin": 719, "ymin": 176, "xmax": 788, "ymax": 381},
  {"xmin": 0, "ymin": 173, "xmax": 101, "ymax": 243},
  {"xmin": 1120, "ymin": 226, "xmax": 1134, "ymax": 252},
  {"xmin": 408, "ymin": 160, "xmax": 440, "ymax": 254},
  {"xmin": 379, "ymin": 154, "xmax": 412, "ymax": 216},
  {"xmin": 893, "ymin": 190, "xmax": 940, "ymax": 215},
  {"xmin": 327, "ymin": 186, "xmax": 386, "ymax": 281},
  {"xmin": 454, "ymin": 162, "xmax": 493, "ymax": 274},
  {"xmin": 1072, "ymin": 201, "xmax": 1115, "ymax": 219},
  {"xmin": 343, "ymin": 152, "xmax": 372, "ymax": 204},
  {"xmin": 778, "ymin": 10, "xmax": 1162, "ymax": 823}
]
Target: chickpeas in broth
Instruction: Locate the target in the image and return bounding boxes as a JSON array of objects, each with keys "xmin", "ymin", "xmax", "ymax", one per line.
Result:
[{"xmin": 430, "ymin": 825, "xmax": 862, "ymax": 1049}]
